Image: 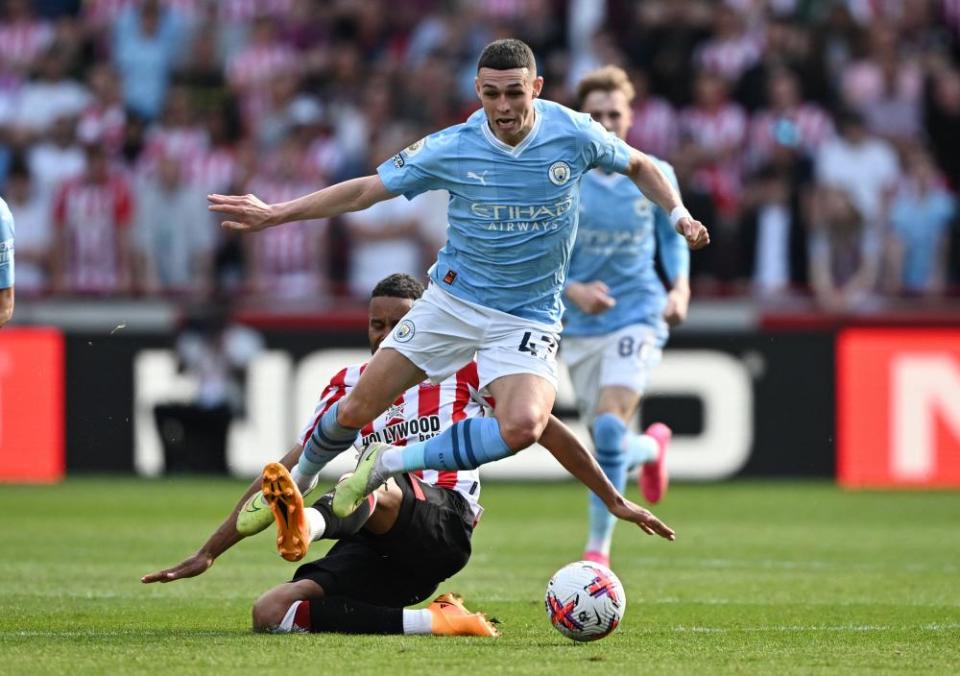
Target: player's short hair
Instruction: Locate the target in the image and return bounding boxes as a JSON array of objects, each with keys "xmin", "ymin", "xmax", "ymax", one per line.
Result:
[
  {"xmin": 371, "ymin": 273, "xmax": 424, "ymax": 301},
  {"xmin": 477, "ymin": 39, "xmax": 536, "ymax": 73},
  {"xmin": 576, "ymin": 66, "xmax": 636, "ymax": 108}
]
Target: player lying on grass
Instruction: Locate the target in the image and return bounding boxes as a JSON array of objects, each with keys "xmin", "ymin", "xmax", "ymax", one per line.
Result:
[
  {"xmin": 142, "ymin": 274, "xmax": 674, "ymax": 636},
  {"xmin": 208, "ymin": 38, "xmax": 709, "ymax": 522},
  {"xmin": 564, "ymin": 66, "xmax": 692, "ymax": 568}
]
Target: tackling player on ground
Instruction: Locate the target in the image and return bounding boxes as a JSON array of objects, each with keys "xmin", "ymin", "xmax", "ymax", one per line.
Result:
[
  {"xmin": 564, "ymin": 66, "xmax": 691, "ymax": 568},
  {"xmin": 208, "ymin": 39, "xmax": 709, "ymax": 519},
  {"xmin": 142, "ymin": 274, "xmax": 673, "ymax": 635}
]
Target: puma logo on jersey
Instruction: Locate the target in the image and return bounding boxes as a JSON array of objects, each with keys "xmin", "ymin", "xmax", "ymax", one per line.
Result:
[{"xmin": 467, "ymin": 170, "xmax": 489, "ymax": 186}]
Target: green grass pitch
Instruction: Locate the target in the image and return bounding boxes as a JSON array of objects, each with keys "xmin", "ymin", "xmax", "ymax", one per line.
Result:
[{"xmin": 1, "ymin": 479, "xmax": 958, "ymax": 674}]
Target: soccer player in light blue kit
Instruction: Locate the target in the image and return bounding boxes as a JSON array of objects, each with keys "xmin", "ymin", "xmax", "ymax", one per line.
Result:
[
  {"xmin": 563, "ymin": 67, "xmax": 691, "ymax": 568},
  {"xmin": 0, "ymin": 197, "xmax": 15, "ymax": 327},
  {"xmin": 209, "ymin": 39, "xmax": 707, "ymax": 535}
]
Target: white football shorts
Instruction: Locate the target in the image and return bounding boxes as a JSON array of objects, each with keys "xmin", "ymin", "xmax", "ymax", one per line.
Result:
[
  {"xmin": 561, "ymin": 323, "xmax": 663, "ymax": 425},
  {"xmin": 379, "ymin": 283, "xmax": 562, "ymax": 391}
]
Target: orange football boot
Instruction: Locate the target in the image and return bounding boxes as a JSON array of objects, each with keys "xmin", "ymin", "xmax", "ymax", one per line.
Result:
[
  {"xmin": 261, "ymin": 463, "xmax": 310, "ymax": 562},
  {"xmin": 427, "ymin": 593, "xmax": 500, "ymax": 637}
]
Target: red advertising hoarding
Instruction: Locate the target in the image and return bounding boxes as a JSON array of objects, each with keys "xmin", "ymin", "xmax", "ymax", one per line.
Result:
[
  {"xmin": 838, "ymin": 329, "xmax": 960, "ymax": 487},
  {"xmin": 0, "ymin": 328, "xmax": 64, "ymax": 482}
]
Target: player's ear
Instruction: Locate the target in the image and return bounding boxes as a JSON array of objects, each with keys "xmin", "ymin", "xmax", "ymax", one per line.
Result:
[
  {"xmin": 474, "ymin": 77, "xmax": 482, "ymax": 101},
  {"xmin": 532, "ymin": 76, "xmax": 544, "ymax": 97}
]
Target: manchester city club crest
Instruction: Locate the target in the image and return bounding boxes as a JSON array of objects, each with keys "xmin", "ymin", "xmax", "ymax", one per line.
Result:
[
  {"xmin": 634, "ymin": 198, "xmax": 651, "ymax": 216},
  {"xmin": 394, "ymin": 319, "xmax": 416, "ymax": 343},
  {"xmin": 548, "ymin": 161, "xmax": 571, "ymax": 186}
]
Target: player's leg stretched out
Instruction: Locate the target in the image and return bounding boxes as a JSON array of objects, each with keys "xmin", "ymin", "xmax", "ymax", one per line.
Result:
[
  {"xmin": 562, "ymin": 64, "xmax": 691, "ymax": 566},
  {"xmin": 334, "ymin": 370, "xmax": 555, "ymax": 518},
  {"xmin": 582, "ymin": 402, "xmax": 671, "ymax": 567},
  {"xmin": 253, "ymin": 466, "xmax": 497, "ymax": 637}
]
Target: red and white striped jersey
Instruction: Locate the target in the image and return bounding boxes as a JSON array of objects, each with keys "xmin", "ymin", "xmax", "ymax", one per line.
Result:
[
  {"xmin": 77, "ymin": 103, "xmax": 127, "ymax": 155},
  {"xmin": 747, "ymin": 104, "xmax": 835, "ymax": 169},
  {"xmin": 183, "ymin": 146, "xmax": 238, "ymax": 194},
  {"xmin": 245, "ymin": 175, "xmax": 326, "ymax": 296},
  {"xmin": 695, "ymin": 33, "xmax": 764, "ymax": 83},
  {"xmin": 298, "ymin": 362, "xmax": 486, "ymax": 520},
  {"xmin": 53, "ymin": 173, "xmax": 132, "ymax": 293},
  {"xmin": 626, "ymin": 97, "xmax": 679, "ymax": 159},
  {"xmin": 679, "ymin": 103, "xmax": 747, "ymax": 214},
  {"xmin": 140, "ymin": 125, "xmax": 210, "ymax": 169},
  {"xmin": 227, "ymin": 44, "xmax": 300, "ymax": 90},
  {"xmin": 0, "ymin": 20, "xmax": 53, "ymax": 69}
]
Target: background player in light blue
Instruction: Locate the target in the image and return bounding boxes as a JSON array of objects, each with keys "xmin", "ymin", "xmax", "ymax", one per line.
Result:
[
  {"xmin": 209, "ymin": 39, "xmax": 707, "ymax": 533},
  {"xmin": 562, "ymin": 66, "xmax": 692, "ymax": 567},
  {"xmin": 0, "ymin": 197, "xmax": 15, "ymax": 327}
]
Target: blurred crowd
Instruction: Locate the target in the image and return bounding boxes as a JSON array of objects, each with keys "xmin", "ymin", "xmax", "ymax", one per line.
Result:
[{"xmin": 0, "ymin": 0, "xmax": 958, "ymax": 313}]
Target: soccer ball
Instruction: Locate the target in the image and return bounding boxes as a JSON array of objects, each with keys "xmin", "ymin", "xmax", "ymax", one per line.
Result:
[{"xmin": 544, "ymin": 560, "xmax": 626, "ymax": 641}]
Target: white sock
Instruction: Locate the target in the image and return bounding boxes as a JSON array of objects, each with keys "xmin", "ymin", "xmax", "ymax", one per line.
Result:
[
  {"xmin": 379, "ymin": 447, "xmax": 404, "ymax": 474},
  {"xmin": 277, "ymin": 601, "xmax": 302, "ymax": 633},
  {"xmin": 290, "ymin": 465, "xmax": 318, "ymax": 495},
  {"xmin": 586, "ymin": 536, "xmax": 612, "ymax": 557},
  {"xmin": 626, "ymin": 434, "xmax": 659, "ymax": 471},
  {"xmin": 305, "ymin": 507, "xmax": 326, "ymax": 541},
  {"xmin": 402, "ymin": 608, "xmax": 433, "ymax": 635}
]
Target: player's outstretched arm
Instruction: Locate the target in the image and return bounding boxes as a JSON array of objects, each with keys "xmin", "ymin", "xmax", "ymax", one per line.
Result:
[
  {"xmin": 623, "ymin": 149, "xmax": 710, "ymax": 250},
  {"xmin": 539, "ymin": 416, "xmax": 675, "ymax": 541},
  {"xmin": 208, "ymin": 175, "xmax": 396, "ymax": 233},
  {"xmin": 141, "ymin": 443, "xmax": 304, "ymax": 583}
]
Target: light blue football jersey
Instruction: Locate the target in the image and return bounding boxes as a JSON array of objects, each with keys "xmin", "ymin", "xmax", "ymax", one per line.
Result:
[
  {"xmin": 0, "ymin": 197, "xmax": 14, "ymax": 289},
  {"xmin": 377, "ymin": 98, "xmax": 632, "ymax": 325},
  {"xmin": 563, "ymin": 159, "xmax": 689, "ymax": 343}
]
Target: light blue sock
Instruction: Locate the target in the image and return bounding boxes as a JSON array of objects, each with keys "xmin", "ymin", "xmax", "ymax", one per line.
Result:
[
  {"xmin": 625, "ymin": 432, "xmax": 659, "ymax": 471},
  {"xmin": 298, "ymin": 401, "xmax": 359, "ymax": 476},
  {"xmin": 392, "ymin": 417, "xmax": 512, "ymax": 472},
  {"xmin": 586, "ymin": 413, "xmax": 628, "ymax": 555}
]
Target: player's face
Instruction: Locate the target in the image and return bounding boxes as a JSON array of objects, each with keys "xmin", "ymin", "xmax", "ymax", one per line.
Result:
[
  {"xmin": 581, "ymin": 89, "xmax": 633, "ymax": 141},
  {"xmin": 368, "ymin": 296, "xmax": 415, "ymax": 354},
  {"xmin": 475, "ymin": 67, "xmax": 544, "ymax": 145}
]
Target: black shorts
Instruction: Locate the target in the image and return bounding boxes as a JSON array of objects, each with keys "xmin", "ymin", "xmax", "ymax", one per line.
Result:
[{"xmin": 291, "ymin": 473, "xmax": 474, "ymax": 608}]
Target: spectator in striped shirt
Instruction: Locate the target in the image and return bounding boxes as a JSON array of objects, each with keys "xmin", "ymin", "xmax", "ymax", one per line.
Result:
[
  {"xmin": 0, "ymin": 0, "xmax": 54, "ymax": 74},
  {"xmin": 51, "ymin": 143, "xmax": 134, "ymax": 295},
  {"xmin": 746, "ymin": 67, "xmax": 834, "ymax": 171},
  {"xmin": 143, "ymin": 273, "xmax": 673, "ymax": 635},
  {"xmin": 243, "ymin": 139, "xmax": 327, "ymax": 299},
  {"xmin": 625, "ymin": 69, "xmax": 678, "ymax": 160}
]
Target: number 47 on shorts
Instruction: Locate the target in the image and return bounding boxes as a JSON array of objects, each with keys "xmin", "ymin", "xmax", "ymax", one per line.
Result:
[{"xmin": 518, "ymin": 331, "xmax": 559, "ymax": 361}]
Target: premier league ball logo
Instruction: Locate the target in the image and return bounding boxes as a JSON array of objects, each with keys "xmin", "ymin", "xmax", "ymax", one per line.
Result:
[{"xmin": 404, "ymin": 138, "xmax": 425, "ymax": 157}]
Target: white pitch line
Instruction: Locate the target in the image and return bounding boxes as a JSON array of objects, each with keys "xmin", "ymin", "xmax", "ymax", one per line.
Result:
[{"xmin": 642, "ymin": 623, "xmax": 960, "ymax": 634}]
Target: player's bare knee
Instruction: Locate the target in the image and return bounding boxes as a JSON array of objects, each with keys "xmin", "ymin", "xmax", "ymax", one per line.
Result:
[
  {"xmin": 251, "ymin": 581, "xmax": 321, "ymax": 631},
  {"xmin": 251, "ymin": 594, "xmax": 286, "ymax": 631},
  {"xmin": 336, "ymin": 395, "xmax": 370, "ymax": 429},
  {"xmin": 498, "ymin": 412, "xmax": 547, "ymax": 450}
]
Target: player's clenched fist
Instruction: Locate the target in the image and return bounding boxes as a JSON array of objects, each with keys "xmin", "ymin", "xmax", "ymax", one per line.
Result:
[
  {"xmin": 208, "ymin": 193, "xmax": 274, "ymax": 232},
  {"xmin": 676, "ymin": 216, "xmax": 710, "ymax": 250}
]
